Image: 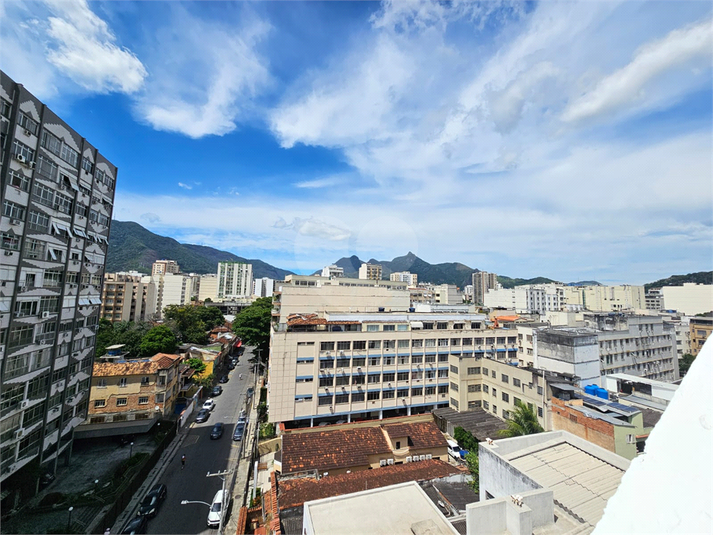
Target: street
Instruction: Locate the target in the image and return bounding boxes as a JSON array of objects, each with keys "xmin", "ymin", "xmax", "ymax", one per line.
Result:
[{"xmin": 143, "ymin": 350, "xmax": 257, "ymax": 534}]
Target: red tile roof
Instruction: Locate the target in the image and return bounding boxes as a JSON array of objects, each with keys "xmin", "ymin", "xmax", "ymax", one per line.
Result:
[
  {"xmin": 150, "ymin": 353, "xmax": 180, "ymax": 369},
  {"xmin": 383, "ymin": 421, "xmax": 449, "ymax": 449},
  {"xmin": 281, "ymin": 427, "xmax": 391, "ymax": 473},
  {"xmin": 286, "ymin": 314, "xmax": 327, "ymax": 326},
  {"xmin": 278, "ymin": 459, "xmax": 463, "ymax": 509}
]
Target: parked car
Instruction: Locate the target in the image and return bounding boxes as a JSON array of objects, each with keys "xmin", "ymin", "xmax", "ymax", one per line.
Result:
[
  {"xmin": 233, "ymin": 422, "xmax": 245, "ymax": 441},
  {"xmin": 227, "ymin": 361, "xmax": 236, "ymax": 370},
  {"xmin": 210, "ymin": 422, "xmax": 224, "ymax": 440},
  {"xmin": 207, "ymin": 490, "xmax": 226, "ymax": 528},
  {"xmin": 202, "ymin": 399, "xmax": 216, "ymax": 411},
  {"xmin": 219, "ymin": 375, "xmax": 229, "ymax": 384},
  {"xmin": 211, "ymin": 386, "xmax": 223, "ymax": 397},
  {"xmin": 122, "ymin": 515, "xmax": 148, "ymax": 534},
  {"xmin": 138, "ymin": 483, "xmax": 167, "ymax": 518},
  {"xmin": 246, "ymin": 387, "xmax": 254, "ymax": 397},
  {"xmin": 195, "ymin": 409, "xmax": 210, "ymax": 423}
]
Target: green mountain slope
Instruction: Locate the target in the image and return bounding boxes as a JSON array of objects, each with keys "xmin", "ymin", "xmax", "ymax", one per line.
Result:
[
  {"xmin": 107, "ymin": 220, "xmax": 293, "ymax": 279},
  {"xmin": 645, "ymin": 271, "xmax": 713, "ymax": 291},
  {"xmin": 497, "ymin": 275, "xmax": 559, "ymax": 289}
]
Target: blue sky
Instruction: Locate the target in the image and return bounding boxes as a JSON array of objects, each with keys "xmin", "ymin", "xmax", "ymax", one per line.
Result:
[{"xmin": 2, "ymin": 0, "xmax": 711, "ymax": 284}]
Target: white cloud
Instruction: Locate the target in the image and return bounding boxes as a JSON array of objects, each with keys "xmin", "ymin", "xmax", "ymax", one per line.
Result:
[
  {"xmin": 177, "ymin": 182, "xmax": 192, "ymax": 190},
  {"xmin": 274, "ymin": 217, "xmax": 351, "ymax": 241},
  {"xmin": 136, "ymin": 6, "xmax": 271, "ymax": 138},
  {"xmin": 562, "ymin": 18, "xmax": 713, "ymax": 123}
]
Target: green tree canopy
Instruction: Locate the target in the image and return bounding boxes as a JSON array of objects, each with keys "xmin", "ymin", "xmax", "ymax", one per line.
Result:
[
  {"xmin": 186, "ymin": 357, "xmax": 206, "ymax": 376},
  {"xmin": 139, "ymin": 325, "xmax": 178, "ymax": 357},
  {"xmin": 233, "ymin": 297, "xmax": 272, "ymax": 358},
  {"xmin": 498, "ymin": 401, "xmax": 545, "ymax": 438},
  {"xmin": 679, "ymin": 353, "xmax": 696, "ymax": 377},
  {"xmin": 163, "ymin": 305, "xmax": 224, "ymax": 345},
  {"xmin": 464, "ymin": 451, "xmax": 479, "ymax": 493},
  {"xmin": 94, "ymin": 320, "xmax": 151, "ymax": 359},
  {"xmin": 453, "ymin": 426, "xmax": 479, "ymax": 452}
]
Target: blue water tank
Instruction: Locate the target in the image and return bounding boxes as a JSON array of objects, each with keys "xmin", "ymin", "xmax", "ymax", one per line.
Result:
[
  {"xmin": 595, "ymin": 387, "xmax": 609, "ymax": 400},
  {"xmin": 584, "ymin": 384, "xmax": 598, "ymax": 396}
]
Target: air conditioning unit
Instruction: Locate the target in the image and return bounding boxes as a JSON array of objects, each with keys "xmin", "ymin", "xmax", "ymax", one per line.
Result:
[
  {"xmin": 28, "ymin": 161, "xmax": 35, "ymax": 169},
  {"xmin": 15, "ymin": 154, "xmax": 26, "ymax": 163},
  {"xmin": 42, "ymin": 311, "xmax": 51, "ymax": 318},
  {"xmin": 13, "ymin": 429, "xmax": 25, "ymax": 439},
  {"xmin": 20, "ymin": 400, "xmax": 29, "ymax": 409},
  {"xmin": 339, "ymin": 351, "xmax": 345, "ymax": 356},
  {"xmin": 387, "ymin": 458, "xmax": 394, "ymax": 465},
  {"xmin": 419, "ymin": 455, "xmax": 426, "ymax": 461},
  {"xmin": 379, "ymin": 459, "xmax": 387, "ymax": 467},
  {"xmin": 70, "ymin": 283, "xmax": 77, "ymax": 288},
  {"xmin": 426, "ymin": 454, "xmax": 432, "ymax": 460},
  {"xmin": 10, "ymin": 219, "xmax": 20, "ymax": 225},
  {"xmin": 405, "ymin": 456, "xmax": 412, "ymax": 463},
  {"xmin": 72, "ymin": 352, "xmax": 80, "ymax": 358},
  {"xmin": 40, "ymin": 339, "xmax": 47, "ymax": 345},
  {"xmin": 3, "ymin": 251, "xmax": 12, "ymax": 256}
]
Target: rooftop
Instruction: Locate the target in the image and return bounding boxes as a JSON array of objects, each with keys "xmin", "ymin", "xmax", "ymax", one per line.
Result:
[
  {"xmin": 93, "ymin": 353, "xmax": 180, "ymax": 377},
  {"xmin": 278, "ymin": 459, "xmax": 463, "ymax": 509},
  {"xmin": 432, "ymin": 407, "xmax": 508, "ymax": 441}
]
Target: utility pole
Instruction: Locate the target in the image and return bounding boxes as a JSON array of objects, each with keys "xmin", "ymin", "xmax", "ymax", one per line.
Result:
[{"xmin": 206, "ymin": 468, "xmax": 233, "ymax": 535}]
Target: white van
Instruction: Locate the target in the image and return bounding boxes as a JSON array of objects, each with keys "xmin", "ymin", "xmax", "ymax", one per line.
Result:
[{"xmin": 447, "ymin": 439, "xmax": 461, "ymax": 460}]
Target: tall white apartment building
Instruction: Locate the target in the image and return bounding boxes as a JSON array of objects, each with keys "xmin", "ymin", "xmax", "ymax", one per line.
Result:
[
  {"xmin": 151, "ymin": 259, "xmax": 179, "ymax": 276},
  {"xmin": 198, "ymin": 274, "xmax": 218, "ymax": 302},
  {"xmin": 660, "ymin": 283, "xmax": 713, "ymax": 316},
  {"xmin": 473, "ymin": 271, "xmax": 498, "ymax": 305},
  {"xmin": 564, "ymin": 285, "xmax": 645, "ymax": 312},
  {"xmin": 321, "ymin": 264, "xmax": 344, "ymax": 278},
  {"xmin": 1, "ymin": 70, "xmax": 116, "ymax": 482},
  {"xmin": 100, "ymin": 272, "xmax": 156, "ymax": 323},
  {"xmin": 390, "ymin": 271, "xmax": 418, "ymax": 287},
  {"xmin": 141, "ymin": 272, "xmax": 193, "ymax": 318},
  {"xmin": 217, "ymin": 261, "xmax": 253, "ymax": 299},
  {"xmin": 358, "ymin": 262, "xmax": 382, "ymax": 281},
  {"xmin": 253, "ymin": 277, "xmax": 275, "ymax": 298},
  {"xmin": 484, "ymin": 284, "xmax": 565, "ymax": 314},
  {"xmin": 269, "ymin": 308, "xmax": 519, "ymax": 428}
]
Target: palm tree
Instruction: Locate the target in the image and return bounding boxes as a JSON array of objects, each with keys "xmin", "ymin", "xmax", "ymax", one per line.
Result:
[{"xmin": 499, "ymin": 401, "xmax": 544, "ymax": 438}]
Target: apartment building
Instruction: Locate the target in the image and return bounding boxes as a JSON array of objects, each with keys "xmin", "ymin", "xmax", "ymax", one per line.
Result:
[
  {"xmin": 273, "ymin": 275, "xmax": 409, "ymax": 323},
  {"xmin": 689, "ymin": 316, "xmax": 713, "ymax": 357},
  {"xmin": 584, "ymin": 314, "xmax": 679, "ymax": 381},
  {"xmin": 472, "ymin": 271, "xmax": 497, "ymax": 306},
  {"xmin": 0, "ymin": 70, "xmax": 116, "ymax": 481},
  {"xmin": 216, "ymin": 261, "xmax": 253, "ymax": 299},
  {"xmin": 563, "ymin": 285, "xmax": 645, "ymax": 312},
  {"xmin": 151, "ymin": 259, "xmax": 179, "ymax": 276},
  {"xmin": 100, "ymin": 272, "xmax": 156, "ymax": 323},
  {"xmin": 198, "ymin": 273, "xmax": 218, "ymax": 302},
  {"xmin": 253, "ymin": 277, "xmax": 275, "ymax": 298},
  {"xmin": 321, "ymin": 264, "xmax": 344, "ymax": 278},
  {"xmin": 433, "ymin": 284, "xmax": 461, "ymax": 305},
  {"xmin": 358, "ymin": 262, "xmax": 382, "ymax": 281},
  {"xmin": 484, "ymin": 284, "xmax": 566, "ymax": 313},
  {"xmin": 141, "ymin": 272, "xmax": 193, "ymax": 319},
  {"xmin": 268, "ymin": 310, "xmax": 519, "ymax": 428},
  {"xmin": 660, "ymin": 283, "xmax": 713, "ymax": 316},
  {"xmin": 645, "ymin": 288, "xmax": 664, "ymax": 311},
  {"xmin": 83, "ymin": 353, "xmax": 180, "ymax": 436},
  {"xmin": 390, "ymin": 271, "xmax": 418, "ymax": 287}
]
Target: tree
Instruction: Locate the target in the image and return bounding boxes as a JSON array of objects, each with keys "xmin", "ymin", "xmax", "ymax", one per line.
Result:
[
  {"xmin": 453, "ymin": 426, "xmax": 479, "ymax": 452},
  {"xmin": 233, "ymin": 297, "xmax": 272, "ymax": 358},
  {"xmin": 679, "ymin": 353, "xmax": 696, "ymax": 377},
  {"xmin": 464, "ymin": 451, "xmax": 479, "ymax": 493},
  {"xmin": 186, "ymin": 357, "xmax": 207, "ymax": 376},
  {"xmin": 164, "ymin": 305, "xmax": 212, "ymax": 345},
  {"xmin": 94, "ymin": 320, "xmax": 151, "ymax": 359},
  {"xmin": 139, "ymin": 325, "xmax": 178, "ymax": 357},
  {"xmin": 499, "ymin": 401, "xmax": 544, "ymax": 438}
]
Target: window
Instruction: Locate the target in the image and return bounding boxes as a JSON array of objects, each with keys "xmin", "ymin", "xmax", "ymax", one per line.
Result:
[
  {"xmin": 383, "ymin": 325, "xmax": 395, "ymax": 331},
  {"xmin": 468, "ymin": 400, "xmax": 482, "ymax": 409},
  {"xmin": 12, "ymin": 139, "xmax": 35, "ymax": 162},
  {"xmin": 492, "ymin": 404, "xmax": 497, "ymax": 414},
  {"xmin": 437, "ymin": 322, "xmax": 448, "ymax": 329},
  {"xmin": 94, "ymin": 399, "xmax": 106, "ymax": 408},
  {"xmin": 467, "ymin": 367, "xmax": 480, "ymax": 375},
  {"xmin": 353, "ymin": 341, "xmax": 366, "ymax": 350},
  {"xmin": 9, "ymin": 170, "xmax": 30, "ymax": 192},
  {"xmin": 1, "ymin": 233, "xmax": 20, "ymax": 251},
  {"xmin": 502, "ymin": 392, "xmax": 509, "ymax": 402},
  {"xmin": 486, "ymin": 337, "xmax": 495, "ymax": 345},
  {"xmin": 438, "ymin": 354, "xmax": 449, "ymax": 362},
  {"xmin": 318, "ymin": 395, "xmax": 333, "ymax": 406},
  {"xmin": 383, "ymin": 340, "xmax": 395, "ymax": 350},
  {"xmin": 335, "ymin": 394, "xmax": 349, "ymax": 404},
  {"xmin": 352, "ymin": 357, "xmax": 366, "ymax": 367},
  {"xmin": 514, "ymin": 397, "xmax": 521, "ymax": 406},
  {"xmin": 82, "ymin": 157, "xmax": 94, "ymax": 174},
  {"xmin": 319, "ymin": 359, "xmax": 334, "ymax": 369},
  {"xmin": 463, "ymin": 338, "xmax": 473, "ymax": 346},
  {"xmin": 422, "ymin": 322, "xmax": 434, "ymax": 330},
  {"xmin": 425, "ymin": 355, "xmax": 436, "ymax": 363},
  {"xmin": 426, "ymin": 370, "xmax": 436, "ymax": 379},
  {"xmin": 397, "ymin": 324, "xmax": 408, "ymax": 331},
  {"xmin": 369, "ymin": 356, "xmax": 381, "ymax": 366},
  {"xmin": 412, "ymin": 355, "xmax": 422, "ymax": 364},
  {"xmin": 54, "ymin": 192, "xmax": 73, "ymax": 214},
  {"xmin": 483, "ymin": 401, "xmax": 489, "ymax": 410},
  {"xmin": 319, "ymin": 376, "xmax": 333, "ymax": 387},
  {"xmin": 412, "ymin": 339, "xmax": 423, "ymax": 348},
  {"xmin": 60, "ymin": 144, "xmax": 79, "ymax": 168},
  {"xmin": 425, "ymin": 339, "xmax": 436, "ymax": 347},
  {"xmin": 336, "ymin": 357, "xmax": 350, "ymax": 368},
  {"xmin": 450, "ymin": 365, "xmax": 459, "ymax": 374},
  {"xmin": 397, "ymin": 389, "xmax": 409, "ymax": 398},
  {"xmin": 367, "ymin": 324, "xmax": 380, "ymax": 332},
  {"xmin": 3, "ymin": 200, "xmax": 26, "ymax": 220},
  {"xmin": 503, "ymin": 409, "xmax": 510, "ymax": 419},
  {"xmin": 368, "ymin": 374, "xmax": 380, "ymax": 383},
  {"xmin": 336, "ymin": 375, "xmax": 349, "ymax": 386},
  {"xmin": 320, "ymin": 342, "xmax": 334, "ymax": 351},
  {"xmin": 437, "ymin": 385, "xmax": 449, "ymax": 394},
  {"xmin": 513, "ymin": 378, "xmax": 521, "ymax": 388},
  {"xmin": 119, "ymin": 378, "xmax": 127, "ymax": 387},
  {"xmin": 41, "ymin": 130, "xmax": 62, "ymax": 155},
  {"xmin": 491, "ymin": 370, "xmax": 496, "ymax": 378},
  {"xmin": 450, "ymin": 382, "xmax": 459, "ymax": 392},
  {"xmin": 382, "ymin": 372, "xmax": 395, "ymax": 383},
  {"xmin": 116, "ymin": 398, "xmax": 128, "ymax": 407},
  {"xmin": 368, "ymin": 340, "xmax": 381, "ymax": 349},
  {"xmin": 383, "ymin": 389, "xmax": 395, "ymax": 399},
  {"xmin": 451, "ymin": 338, "xmax": 461, "ymax": 346},
  {"xmin": 18, "ymin": 112, "xmax": 39, "ymax": 135},
  {"xmin": 397, "ymin": 371, "xmax": 409, "ymax": 381},
  {"xmin": 367, "ymin": 391, "xmax": 380, "ymax": 400},
  {"xmin": 351, "ymin": 392, "xmax": 365, "ymax": 402},
  {"xmin": 501, "ymin": 374, "xmax": 509, "ymax": 383},
  {"xmin": 296, "ymin": 376, "xmax": 314, "ymax": 383},
  {"xmin": 538, "ymin": 406, "xmax": 543, "ymax": 417},
  {"xmin": 156, "ymin": 393, "xmax": 164, "ymax": 403},
  {"xmin": 425, "ymin": 386, "xmax": 436, "ymax": 395},
  {"xmin": 337, "ymin": 341, "xmax": 351, "ymax": 350},
  {"xmin": 397, "ymin": 340, "xmax": 409, "ymax": 348},
  {"xmin": 397, "ymin": 355, "xmax": 409, "ymax": 365},
  {"xmin": 468, "ymin": 384, "xmax": 481, "ymax": 393},
  {"xmin": 437, "ymin": 369, "xmax": 448, "ymax": 378},
  {"xmin": 0, "ymin": 98, "xmax": 10, "ymax": 118},
  {"xmin": 497, "ymin": 337, "xmax": 506, "ymax": 344},
  {"xmin": 438, "ymin": 339, "xmax": 449, "ymax": 347},
  {"xmin": 475, "ymin": 337, "xmax": 484, "ymax": 345}
]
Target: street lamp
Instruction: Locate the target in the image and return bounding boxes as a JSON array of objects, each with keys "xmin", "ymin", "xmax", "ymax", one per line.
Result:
[
  {"xmin": 129, "ymin": 441, "xmax": 134, "ymax": 458},
  {"xmin": 67, "ymin": 506, "xmax": 74, "ymax": 532}
]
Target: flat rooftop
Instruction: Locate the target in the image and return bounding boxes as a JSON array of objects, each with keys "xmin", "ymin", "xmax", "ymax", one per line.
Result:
[
  {"xmin": 303, "ymin": 481, "xmax": 459, "ymax": 535},
  {"xmin": 325, "ymin": 312, "xmax": 487, "ymax": 323}
]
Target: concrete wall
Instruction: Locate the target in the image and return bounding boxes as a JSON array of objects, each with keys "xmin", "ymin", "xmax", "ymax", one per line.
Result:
[
  {"xmin": 478, "ymin": 441, "xmax": 541, "ymax": 502},
  {"xmin": 660, "ymin": 284, "xmax": 713, "ymax": 316}
]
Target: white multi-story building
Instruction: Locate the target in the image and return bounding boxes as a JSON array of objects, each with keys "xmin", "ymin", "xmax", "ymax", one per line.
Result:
[
  {"xmin": 358, "ymin": 262, "xmax": 382, "ymax": 281},
  {"xmin": 1, "ymin": 70, "xmax": 116, "ymax": 481},
  {"xmin": 151, "ymin": 259, "xmax": 179, "ymax": 276},
  {"xmin": 100, "ymin": 272, "xmax": 156, "ymax": 323},
  {"xmin": 217, "ymin": 261, "xmax": 253, "ymax": 299},
  {"xmin": 472, "ymin": 271, "xmax": 497, "ymax": 306},
  {"xmin": 141, "ymin": 272, "xmax": 193, "ymax": 318},
  {"xmin": 433, "ymin": 284, "xmax": 462, "ymax": 305},
  {"xmin": 198, "ymin": 274, "xmax": 218, "ymax": 302},
  {"xmin": 484, "ymin": 284, "xmax": 565, "ymax": 314},
  {"xmin": 253, "ymin": 277, "xmax": 275, "ymax": 298},
  {"xmin": 563, "ymin": 285, "xmax": 645, "ymax": 312},
  {"xmin": 660, "ymin": 283, "xmax": 713, "ymax": 316},
  {"xmin": 390, "ymin": 271, "xmax": 418, "ymax": 287},
  {"xmin": 321, "ymin": 264, "xmax": 344, "ymax": 278}
]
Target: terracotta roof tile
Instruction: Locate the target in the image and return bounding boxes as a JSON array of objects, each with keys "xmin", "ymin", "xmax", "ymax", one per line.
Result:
[
  {"xmin": 382, "ymin": 421, "xmax": 448, "ymax": 450},
  {"xmin": 281, "ymin": 427, "xmax": 391, "ymax": 473},
  {"xmin": 150, "ymin": 353, "xmax": 180, "ymax": 369},
  {"xmin": 278, "ymin": 459, "xmax": 462, "ymax": 509},
  {"xmin": 93, "ymin": 360, "xmax": 159, "ymax": 377}
]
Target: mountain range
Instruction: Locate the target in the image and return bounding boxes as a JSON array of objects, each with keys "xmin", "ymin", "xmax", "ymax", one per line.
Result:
[
  {"xmin": 107, "ymin": 220, "xmax": 293, "ymax": 279},
  {"xmin": 107, "ymin": 221, "xmax": 706, "ymax": 290}
]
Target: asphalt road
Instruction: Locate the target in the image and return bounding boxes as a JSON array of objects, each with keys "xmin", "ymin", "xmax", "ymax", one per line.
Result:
[{"xmin": 143, "ymin": 350, "xmax": 256, "ymax": 535}]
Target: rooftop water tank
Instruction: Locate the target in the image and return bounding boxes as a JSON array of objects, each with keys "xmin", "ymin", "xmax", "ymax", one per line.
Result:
[
  {"xmin": 595, "ymin": 386, "xmax": 609, "ymax": 400},
  {"xmin": 584, "ymin": 384, "xmax": 598, "ymax": 397}
]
